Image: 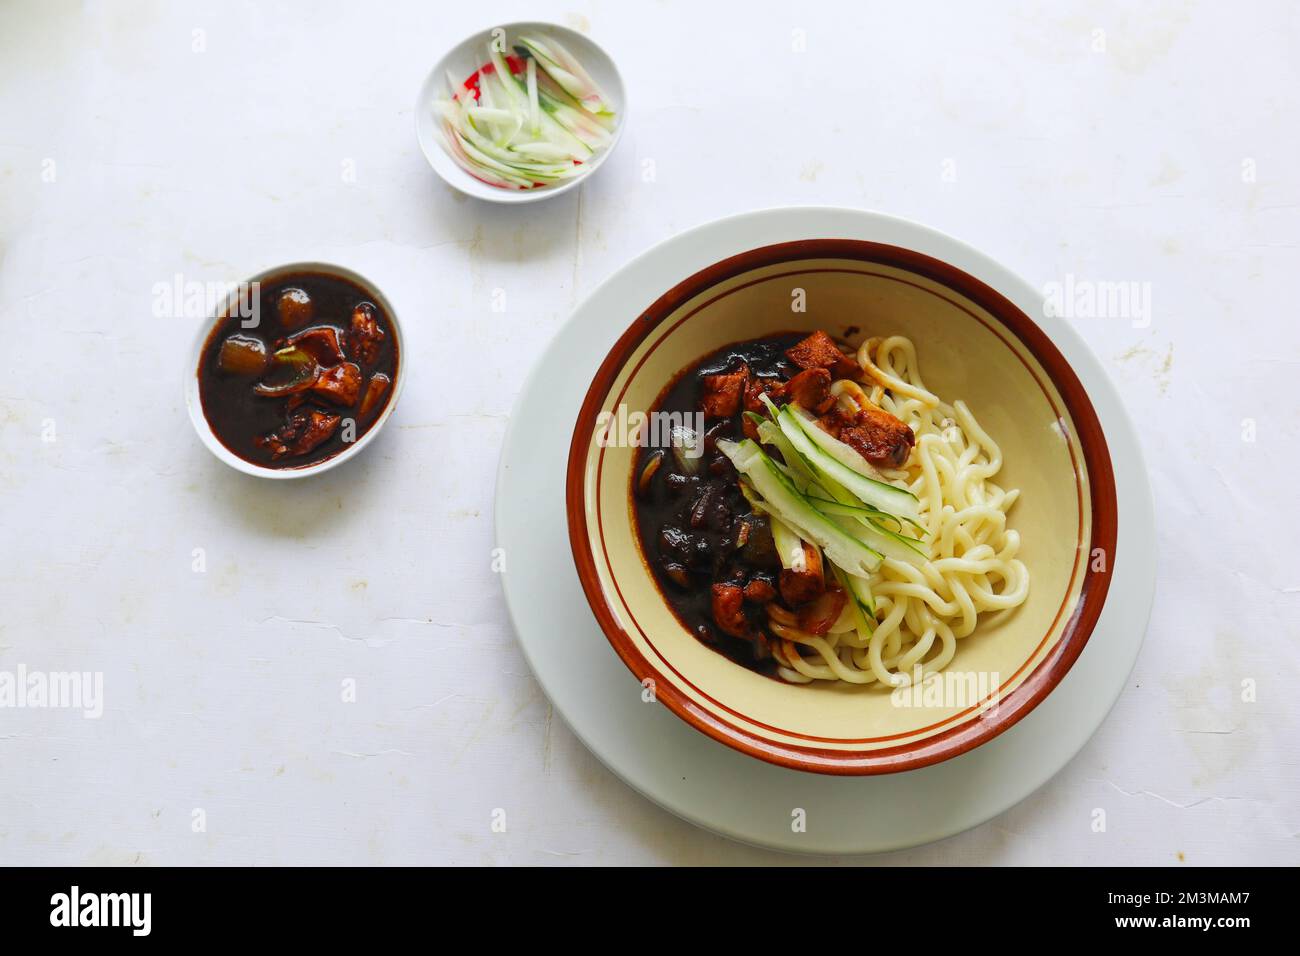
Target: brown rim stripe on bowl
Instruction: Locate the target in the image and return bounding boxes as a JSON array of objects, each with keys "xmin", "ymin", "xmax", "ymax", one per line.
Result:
[{"xmin": 566, "ymin": 239, "xmax": 1118, "ymax": 775}]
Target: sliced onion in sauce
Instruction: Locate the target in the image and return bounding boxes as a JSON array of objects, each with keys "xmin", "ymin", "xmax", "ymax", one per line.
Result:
[
  {"xmin": 252, "ymin": 346, "xmax": 319, "ymax": 397},
  {"xmin": 669, "ymin": 425, "xmax": 702, "ymax": 475},
  {"xmin": 637, "ymin": 449, "xmax": 665, "ymax": 496}
]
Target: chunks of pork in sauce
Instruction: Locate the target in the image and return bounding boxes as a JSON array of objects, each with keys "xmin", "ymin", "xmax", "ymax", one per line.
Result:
[
  {"xmin": 820, "ymin": 401, "xmax": 915, "ymax": 469},
  {"xmin": 198, "ymin": 273, "xmax": 398, "ymax": 468},
  {"xmin": 632, "ymin": 331, "xmax": 914, "ymax": 676}
]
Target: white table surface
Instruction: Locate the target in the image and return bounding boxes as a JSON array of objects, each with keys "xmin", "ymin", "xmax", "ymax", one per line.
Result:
[{"xmin": 1, "ymin": 0, "xmax": 1296, "ymax": 866}]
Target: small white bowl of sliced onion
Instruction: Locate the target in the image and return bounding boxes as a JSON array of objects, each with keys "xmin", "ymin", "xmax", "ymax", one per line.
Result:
[{"xmin": 416, "ymin": 22, "xmax": 626, "ymax": 202}]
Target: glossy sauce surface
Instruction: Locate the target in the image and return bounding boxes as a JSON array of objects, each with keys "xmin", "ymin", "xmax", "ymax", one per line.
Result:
[
  {"xmin": 631, "ymin": 333, "xmax": 803, "ymax": 675},
  {"xmin": 197, "ymin": 272, "xmax": 398, "ymax": 468}
]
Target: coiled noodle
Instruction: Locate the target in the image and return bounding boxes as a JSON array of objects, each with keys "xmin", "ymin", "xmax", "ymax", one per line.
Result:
[{"xmin": 772, "ymin": 335, "xmax": 1029, "ymax": 688}]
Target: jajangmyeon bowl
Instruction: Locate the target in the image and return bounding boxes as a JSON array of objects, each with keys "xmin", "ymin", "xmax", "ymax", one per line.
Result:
[{"xmin": 567, "ymin": 239, "xmax": 1117, "ymax": 775}]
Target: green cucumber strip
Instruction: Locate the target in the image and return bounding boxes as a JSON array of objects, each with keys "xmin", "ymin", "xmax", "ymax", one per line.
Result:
[
  {"xmin": 438, "ymin": 34, "xmax": 615, "ymax": 191},
  {"xmin": 758, "ymin": 396, "xmax": 845, "ymax": 491},
  {"xmin": 532, "ymin": 68, "xmax": 615, "ymax": 138},
  {"xmin": 808, "ymin": 497, "xmax": 926, "ymax": 565},
  {"xmin": 454, "ymin": 129, "xmax": 573, "ymax": 181},
  {"xmin": 831, "ymin": 564, "xmax": 876, "ymax": 632},
  {"xmin": 807, "ymin": 497, "xmax": 927, "ymax": 554},
  {"xmin": 440, "ymin": 138, "xmax": 528, "ymax": 188},
  {"xmin": 525, "ymin": 56, "xmax": 540, "ymax": 135},
  {"xmin": 769, "ymin": 513, "xmax": 809, "ymax": 572},
  {"xmin": 834, "ymin": 513, "xmax": 927, "ymax": 566},
  {"xmin": 517, "ymin": 35, "xmax": 611, "ymax": 115},
  {"xmin": 442, "ymin": 127, "xmax": 534, "ymax": 186},
  {"xmin": 487, "ymin": 50, "xmax": 592, "ymax": 157},
  {"xmin": 754, "ymin": 419, "xmax": 819, "ymax": 492},
  {"xmin": 736, "ymin": 479, "xmax": 807, "ymax": 570},
  {"xmin": 534, "ymin": 81, "xmax": 612, "ymax": 148},
  {"xmin": 737, "ymin": 478, "xmax": 765, "ymax": 512},
  {"xmin": 776, "ymin": 406, "xmax": 921, "ymax": 523},
  {"xmin": 509, "ymin": 141, "xmax": 575, "ymax": 162},
  {"xmin": 717, "ymin": 439, "xmax": 882, "ymax": 577},
  {"xmin": 532, "ymin": 33, "xmax": 610, "ymax": 111},
  {"xmin": 787, "ymin": 403, "xmax": 919, "ymax": 512},
  {"xmin": 487, "ymin": 43, "xmax": 521, "ymax": 108},
  {"xmin": 455, "ymin": 119, "xmax": 575, "ymax": 175}
]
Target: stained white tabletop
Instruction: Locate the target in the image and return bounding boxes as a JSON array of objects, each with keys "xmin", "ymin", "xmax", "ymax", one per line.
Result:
[{"xmin": 1, "ymin": 0, "xmax": 1296, "ymax": 865}]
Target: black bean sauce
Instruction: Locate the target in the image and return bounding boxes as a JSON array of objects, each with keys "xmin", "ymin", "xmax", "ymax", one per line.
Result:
[
  {"xmin": 632, "ymin": 333, "xmax": 804, "ymax": 676},
  {"xmin": 197, "ymin": 272, "xmax": 398, "ymax": 469}
]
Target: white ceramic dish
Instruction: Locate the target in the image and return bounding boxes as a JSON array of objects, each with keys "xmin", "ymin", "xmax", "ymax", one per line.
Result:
[
  {"xmin": 415, "ymin": 21, "xmax": 626, "ymax": 203},
  {"xmin": 185, "ymin": 261, "xmax": 405, "ymax": 479},
  {"xmin": 495, "ymin": 207, "xmax": 1156, "ymax": 853}
]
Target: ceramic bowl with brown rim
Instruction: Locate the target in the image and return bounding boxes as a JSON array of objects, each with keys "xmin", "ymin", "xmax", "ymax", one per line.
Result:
[{"xmin": 567, "ymin": 215, "xmax": 1118, "ymax": 775}]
